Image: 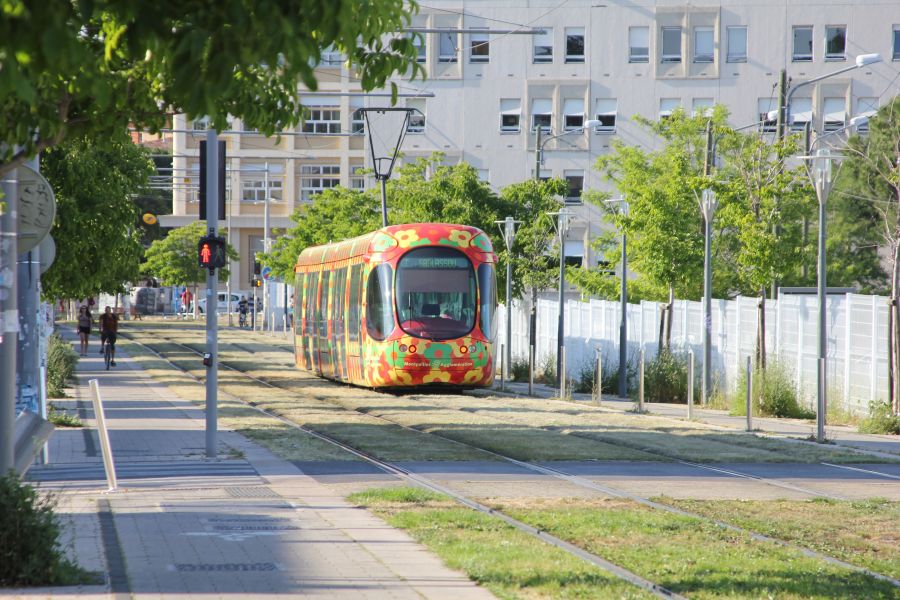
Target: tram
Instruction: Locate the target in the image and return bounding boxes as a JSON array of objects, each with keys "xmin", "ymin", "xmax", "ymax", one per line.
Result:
[{"xmin": 293, "ymin": 223, "xmax": 498, "ymax": 389}]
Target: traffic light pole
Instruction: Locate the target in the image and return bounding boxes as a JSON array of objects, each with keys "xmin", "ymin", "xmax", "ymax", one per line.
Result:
[{"xmin": 204, "ymin": 129, "xmax": 219, "ymax": 459}]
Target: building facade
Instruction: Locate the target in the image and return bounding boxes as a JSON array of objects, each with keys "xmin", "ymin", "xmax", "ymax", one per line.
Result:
[{"xmin": 162, "ymin": 0, "xmax": 900, "ymax": 288}]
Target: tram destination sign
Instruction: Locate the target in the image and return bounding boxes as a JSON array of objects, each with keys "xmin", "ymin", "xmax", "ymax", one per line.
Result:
[{"xmin": 406, "ymin": 256, "xmax": 469, "ymax": 270}]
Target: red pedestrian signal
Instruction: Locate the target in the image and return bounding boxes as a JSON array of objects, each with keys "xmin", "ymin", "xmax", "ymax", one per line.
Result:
[{"xmin": 198, "ymin": 235, "xmax": 227, "ymax": 271}]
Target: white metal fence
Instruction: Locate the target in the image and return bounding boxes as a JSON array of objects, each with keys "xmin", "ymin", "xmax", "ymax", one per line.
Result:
[{"xmin": 498, "ymin": 293, "xmax": 891, "ymax": 413}]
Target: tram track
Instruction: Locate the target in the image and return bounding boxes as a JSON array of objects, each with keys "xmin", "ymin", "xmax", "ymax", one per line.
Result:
[{"xmin": 121, "ymin": 329, "xmax": 900, "ymax": 591}]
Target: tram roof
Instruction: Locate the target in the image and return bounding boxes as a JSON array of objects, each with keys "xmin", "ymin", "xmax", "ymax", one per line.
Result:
[{"xmin": 295, "ymin": 223, "xmax": 492, "ymax": 269}]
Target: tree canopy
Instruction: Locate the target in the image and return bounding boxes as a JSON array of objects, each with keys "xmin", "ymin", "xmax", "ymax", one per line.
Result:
[
  {"xmin": 40, "ymin": 133, "xmax": 153, "ymax": 299},
  {"xmin": 142, "ymin": 221, "xmax": 237, "ymax": 288},
  {"xmin": 0, "ymin": 0, "xmax": 423, "ymax": 177}
]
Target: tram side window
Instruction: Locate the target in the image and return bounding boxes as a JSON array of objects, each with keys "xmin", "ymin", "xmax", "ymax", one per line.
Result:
[
  {"xmin": 305, "ymin": 272, "xmax": 318, "ymax": 335},
  {"xmin": 333, "ymin": 267, "xmax": 347, "ymax": 331},
  {"xmin": 366, "ymin": 263, "xmax": 394, "ymax": 341},
  {"xmin": 478, "ymin": 264, "xmax": 498, "ymax": 340},
  {"xmin": 348, "ymin": 264, "xmax": 362, "ymax": 342},
  {"xmin": 295, "ymin": 272, "xmax": 304, "ymax": 327},
  {"xmin": 319, "ymin": 271, "xmax": 330, "ymax": 338}
]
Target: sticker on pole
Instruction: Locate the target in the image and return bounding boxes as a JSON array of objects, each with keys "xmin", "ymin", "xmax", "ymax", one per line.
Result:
[{"xmin": 261, "ymin": 266, "xmax": 272, "ymax": 281}]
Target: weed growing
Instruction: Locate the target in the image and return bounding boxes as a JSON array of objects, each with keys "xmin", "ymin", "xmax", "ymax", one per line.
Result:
[
  {"xmin": 731, "ymin": 360, "xmax": 813, "ymax": 418},
  {"xmin": 858, "ymin": 400, "xmax": 900, "ymax": 435}
]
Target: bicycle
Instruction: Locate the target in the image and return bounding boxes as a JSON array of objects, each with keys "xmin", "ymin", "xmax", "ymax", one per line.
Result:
[{"xmin": 238, "ymin": 311, "xmax": 248, "ymax": 328}]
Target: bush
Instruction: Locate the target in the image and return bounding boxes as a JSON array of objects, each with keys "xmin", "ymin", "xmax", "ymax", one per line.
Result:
[
  {"xmin": 732, "ymin": 361, "xmax": 813, "ymax": 419},
  {"xmin": 636, "ymin": 349, "xmax": 690, "ymax": 403},
  {"xmin": 47, "ymin": 334, "xmax": 78, "ymax": 398},
  {"xmin": 858, "ymin": 400, "xmax": 900, "ymax": 435},
  {"xmin": 510, "ymin": 357, "xmax": 530, "ymax": 383},
  {"xmin": 572, "ymin": 355, "xmax": 623, "ymax": 395},
  {"xmin": 536, "ymin": 353, "xmax": 556, "ymax": 384},
  {"xmin": 0, "ymin": 471, "xmax": 85, "ymax": 586}
]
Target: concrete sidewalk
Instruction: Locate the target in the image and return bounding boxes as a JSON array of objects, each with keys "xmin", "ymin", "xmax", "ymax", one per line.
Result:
[
  {"xmin": 9, "ymin": 338, "xmax": 493, "ymax": 599},
  {"xmin": 489, "ymin": 380, "xmax": 900, "ymax": 457}
]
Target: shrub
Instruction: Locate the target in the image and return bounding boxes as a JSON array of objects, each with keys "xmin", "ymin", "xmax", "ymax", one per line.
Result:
[
  {"xmin": 636, "ymin": 349, "xmax": 689, "ymax": 403},
  {"xmin": 732, "ymin": 361, "xmax": 813, "ymax": 419},
  {"xmin": 0, "ymin": 471, "xmax": 85, "ymax": 586},
  {"xmin": 536, "ymin": 353, "xmax": 556, "ymax": 384},
  {"xmin": 858, "ymin": 400, "xmax": 900, "ymax": 435},
  {"xmin": 47, "ymin": 334, "xmax": 78, "ymax": 398},
  {"xmin": 510, "ymin": 357, "xmax": 530, "ymax": 383},
  {"xmin": 572, "ymin": 355, "xmax": 623, "ymax": 395}
]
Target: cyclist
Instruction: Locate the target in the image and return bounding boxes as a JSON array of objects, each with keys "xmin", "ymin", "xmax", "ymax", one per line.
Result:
[
  {"xmin": 99, "ymin": 306, "xmax": 119, "ymax": 367},
  {"xmin": 238, "ymin": 296, "xmax": 249, "ymax": 328}
]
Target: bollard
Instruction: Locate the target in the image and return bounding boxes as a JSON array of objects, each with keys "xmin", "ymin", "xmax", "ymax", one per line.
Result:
[
  {"xmin": 638, "ymin": 348, "xmax": 645, "ymax": 412},
  {"xmin": 687, "ymin": 352, "xmax": 694, "ymax": 420},
  {"xmin": 89, "ymin": 379, "xmax": 118, "ymax": 492},
  {"xmin": 528, "ymin": 344, "xmax": 535, "ymax": 397},
  {"xmin": 745, "ymin": 356, "xmax": 753, "ymax": 432},
  {"xmin": 594, "ymin": 351, "xmax": 602, "ymax": 406},
  {"xmin": 560, "ymin": 347, "xmax": 567, "ymax": 399},
  {"xmin": 500, "ymin": 344, "xmax": 505, "ymax": 392}
]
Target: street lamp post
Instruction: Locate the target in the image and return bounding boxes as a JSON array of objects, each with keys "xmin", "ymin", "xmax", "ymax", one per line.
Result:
[
  {"xmin": 263, "ymin": 162, "xmax": 270, "ymax": 330},
  {"xmin": 604, "ymin": 197, "xmax": 629, "ymax": 398},
  {"xmin": 536, "ymin": 120, "xmax": 600, "ymax": 389},
  {"xmin": 496, "ymin": 217, "xmax": 520, "ymax": 383}
]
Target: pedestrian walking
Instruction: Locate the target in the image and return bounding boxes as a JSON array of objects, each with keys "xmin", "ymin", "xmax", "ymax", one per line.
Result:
[{"xmin": 77, "ymin": 305, "xmax": 93, "ymax": 356}]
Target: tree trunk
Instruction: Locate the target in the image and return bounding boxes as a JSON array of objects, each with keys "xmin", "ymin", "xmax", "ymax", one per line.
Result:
[
  {"xmin": 757, "ymin": 290, "xmax": 767, "ymax": 370},
  {"xmin": 658, "ymin": 304, "xmax": 666, "ymax": 354},
  {"xmin": 893, "ymin": 240, "xmax": 900, "ymax": 414},
  {"xmin": 664, "ymin": 285, "xmax": 674, "ymax": 350}
]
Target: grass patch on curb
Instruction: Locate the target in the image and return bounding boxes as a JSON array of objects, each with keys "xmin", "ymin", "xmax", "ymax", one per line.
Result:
[
  {"xmin": 663, "ymin": 497, "xmax": 900, "ymax": 580},
  {"xmin": 496, "ymin": 497, "xmax": 899, "ymax": 599},
  {"xmin": 348, "ymin": 487, "xmax": 652, "ymax": 599}
]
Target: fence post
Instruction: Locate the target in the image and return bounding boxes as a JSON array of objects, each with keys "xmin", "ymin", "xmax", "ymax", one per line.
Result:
[
  {"xmin": 594, "ymin": 351, "xmax": 602, "ymax": 406},
  {"xmin": 529, "ymin": 344, "xmax": 535, "ymax": 397},
  {"xmin": 687, "ymin": 352, "xmax": 694, "ymax": 420},
  {"xmin": 745, "ymin": 356, "xmax": 753, "ymax": 432},
  {"xmin": 88, "ymin": 379, "xmax": 117, "ymax": 492},
  {"xmin": 500, "ymin": 344, "xmax": 505, "ymax": 392},
  {"xmin": 638, "ymin": 348, "xmax": 645, "ymax": 412}
]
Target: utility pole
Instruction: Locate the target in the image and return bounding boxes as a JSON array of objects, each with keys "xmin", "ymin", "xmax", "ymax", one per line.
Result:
[
  {"xmin": 772, "ymin": 69, "xmax": 788, "ymax": 300},
  {"xmin": 17, "ymin": 157, "xmax": 43, "ymax": 420},
  {"xmin": 262, "ymin": 162, "xmax": 270, "ymax": 330},
  {"xmin": 0, "ymin": 171, "xmax": 17, "ymax": 472},
  {"xmin": 204, "ymin": 130, "xmax": 219, "ymax": 458},
  {"xmin": 701, "ymin": 121, "xmax": 717, "ymax": 405},
  {"xmin": 496, "ymin": 217, "xmax": 519, "ymax": 383}
]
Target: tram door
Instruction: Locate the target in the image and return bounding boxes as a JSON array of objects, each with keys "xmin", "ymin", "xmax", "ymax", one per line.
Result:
[
  {"xmin": 304, "ymin": 271, "xmax": 319, "ymax": 371},
  {"xmin": 317, "ymin": 270, "xmax": 333, "ymax": 376}
]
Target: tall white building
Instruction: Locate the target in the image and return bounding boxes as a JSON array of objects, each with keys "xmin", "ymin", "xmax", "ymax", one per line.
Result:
[{"xmin": 162, "ymin": 0, "xmax": 900, "ymax": 286}]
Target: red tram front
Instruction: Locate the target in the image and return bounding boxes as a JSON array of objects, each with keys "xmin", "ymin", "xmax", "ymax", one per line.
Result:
[{"xmin": 294, "ymin": 223, "xmax": 497, "ymax": 389}]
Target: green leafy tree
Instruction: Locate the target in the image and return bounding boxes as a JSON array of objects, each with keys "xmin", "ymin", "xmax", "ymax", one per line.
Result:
[
  {"xmin": 835, "ymin": 99, "xmax": 899, "ymax": 411},
  {"xmin": 142, "ymin": 221, "xmax": 238, "ymax": 313},
  {"xmin": 40, "ymin": 133, "xmax": 153, "ymax": 300},
  {"xmin": 0, "ymin": 0, "xmax": 423, "ymax": 177}
]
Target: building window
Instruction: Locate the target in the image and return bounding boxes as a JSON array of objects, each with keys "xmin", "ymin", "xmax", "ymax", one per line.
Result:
[
  {"xmin": 594, "ymin": 99, "xmax": 617, "ymax": 133},
  {"xmin": 320, "ymin": 45, "xmax": 343, "ymax": 66},
  {"xmin": 302, "ymin": 107, "xmax": 341, "ymax": 134},
  {"xmin": 825, "ymin": 26, "xmax": 846, "ymax": 61},
  {"xmin": 531, "ymin": 98, "xmax": 552, "ymax": 131},
  {"xmin": 823, "ymin": 97, "xmax": 846, "ymax": 132},
  {"xmin": 469, "ymin": 30, "xmax": 489, "ymax": 63},
  {"xmin": 563, "ymin": 98, "xmax": 585, "ymax": 131},
  {"xmin": 793, "ymin": 26, "xmax": 813, "ymax": 62},
  {"xmin": 499, "ymin": 98, "xmax": 521, "ymax": 133},
  {"xmin": 350, "ymin": 106, "xmax": 365, "ymax": 134},
  {"xmin": 533, "ymin": 28, "xmax": 553, "ymax": 63},
  {"xmin": 726, "ymin": 26, "xmax": 747, "ymax": 62},
  {"xmin": 693, "ymin": 27, "xmax": 714, "ymax": 63},
  {"xmin": 241, "ymin": 178, "xmax": 283, "ymax": 203},
  {"xmin": 406, "ymin": 98, "xmax": 426, "ymax": 133},
  {"xmin": 476, "ymin": 169, "xmax": 489, "ymax": 184},
  {"xmin": 412, "ymin": 34, "xmax": 426, "ymax": 63},
  {"xmin": 661, "ymin": 27, "xmax": 682, "ymax": 63},
  {"xmin": 300, "ymin": 165, "xmax": 340, "ymax": 202},
  {"xmin": 856, "ymin": 97, "xmax": 878, "ymax": 133},
  {"xmin": 659, "ymin": 98, "xmax": 680, "ymax": 120},
  {"xmin": 438, "ymin": 30, "xmax": 458, "ymax": 63},
  {"xmin": 894, "ymin": 26, "xmax": 900, "ymax": 60},
  {"xmin": 758, "ymin": 98, "xmax": 777, "ymax": 132},
  {"xmin": 692, "ymin": 98, "xmax": 714, "ymax": 117},
  {"xmin": 565, "ymin": 27, "xmax": 585, "ymax": 63},
  {"xmin": 191, "ymin": 116, "xmax": 210, "ymax": 131},
  {"xmin": 350, "ymin": 165, "xmax": 367, "ymax": 190},
  {"xmin": 629, "ymin": 26, "xmax": 649, "ymax": 62},
  {"xmin": 791, "ymin": 98, "xmax": 812, "ymax": 132},
  {"xmin": 564, "ymin": 170, "xmax": 584, "ymax": 204}
]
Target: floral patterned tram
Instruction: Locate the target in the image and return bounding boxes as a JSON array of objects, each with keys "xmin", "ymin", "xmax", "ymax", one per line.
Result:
[{"xmin": 293, "ymin": 223, "xmax": 498, "ymax": 389}]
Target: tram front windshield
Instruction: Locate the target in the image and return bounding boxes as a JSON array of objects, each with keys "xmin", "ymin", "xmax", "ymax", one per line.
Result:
[{"xmin": 396, "ymin": 247, "xmax": 477, "ymax": 340}]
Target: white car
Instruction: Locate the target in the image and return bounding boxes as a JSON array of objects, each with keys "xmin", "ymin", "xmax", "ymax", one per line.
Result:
[{"xmin": 196, "ymin": 292, "xmax": 245, "ymax": 314}]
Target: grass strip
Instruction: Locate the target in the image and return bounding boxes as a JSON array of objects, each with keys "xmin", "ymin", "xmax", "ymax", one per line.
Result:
[
  {"xmin": 349, "ymin": 487, "xmax": 653, "ymax": 599},
  {"xmin": 663, "ymin": 497, "xmax": 900, "ymax": 581},
  {"xmin": 494, "ymin": 497, "xmax": 899, "ymax": 599}
]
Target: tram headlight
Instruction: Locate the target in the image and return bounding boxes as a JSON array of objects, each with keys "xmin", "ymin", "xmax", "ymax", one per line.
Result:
[
  {"xmin": 460, "ymin": 345, "xmax": 468, "ymax": 353},
  {"xmin": 408, "ymin": 345, "xmax": 417, "ymax": 354},
  {"xmin": 468, "ymin": 345, "xmax": 477, "ymax": 354},
  {"xmin": 399, "ymin": 344, "xmax": 408, "ymax": 352}
]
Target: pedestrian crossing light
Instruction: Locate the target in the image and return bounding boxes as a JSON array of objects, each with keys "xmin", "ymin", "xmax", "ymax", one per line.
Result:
[
  {"xmin": 252, "ymin": 277, "xmax": 262, "ymax": 288},
  {"xmin": 198, "ymin": 235, "xmax": 227, "ymax": 272}
]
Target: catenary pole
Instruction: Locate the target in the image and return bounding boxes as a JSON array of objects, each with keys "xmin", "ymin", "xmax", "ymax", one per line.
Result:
[
  {"xmin": 205, "ymin": 129, "xmax": 219, "ymax": 458},
  {"xmin": 17, "ymin": 157, "xmax": 41, "ymax": 421},
  {"xmin": 0, "ymin": 171, "xmax": 17, "ymax": 472}
]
